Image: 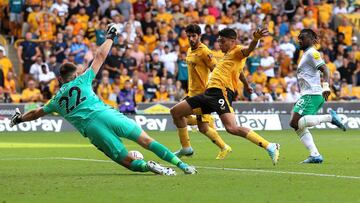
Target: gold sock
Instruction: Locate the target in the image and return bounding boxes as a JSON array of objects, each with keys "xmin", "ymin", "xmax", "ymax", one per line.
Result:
[
  {"xmin": 209, "ymin": 118, "xmax": 216, "ymax": 129},
  {"xmin": 205, "ymin": 127, "xmax": 226, "ymax": 149},
  {"xmin": 246, "ymin": 130, "xmax": 270, "ymax": 149},
  {"xmin": 178, "ymin": 127, "xmax": 191, "ymax": 148},
  {"xmin": 186, "ymin": 115, "xmax": 197, "ymax": 126}
]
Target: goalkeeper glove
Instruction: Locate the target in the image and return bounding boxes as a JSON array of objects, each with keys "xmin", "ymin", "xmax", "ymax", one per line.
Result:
[
  {"xmin": 10, "ymin": 108, "xmax": 23, "ymax": 127},
  {"xmin": 106, "ymin": 23, "xmax": 121, "ymax": 40}
]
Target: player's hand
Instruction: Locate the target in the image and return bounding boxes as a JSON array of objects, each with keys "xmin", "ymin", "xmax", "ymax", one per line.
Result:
[
  {"xmin": 244, "ymin": 85, "xmax": 254, "ymax": 94},
  {"xmin": 322, "ymin": 90, "xmax": 330, "ymax": 101},
  {"xmin": 106, "ymin": 23, "xmax": 121, "ymax": 40},
  {"xmin": 10, "ymin": 108, "xmax": 23, "ymax": 127},
  {"xmin": 253, "ymin": 27, "xmax": 269, "ymax": 40},
  {"xmin": 322, "ymin": 82, "xmax": 331, "ymax": 101}
]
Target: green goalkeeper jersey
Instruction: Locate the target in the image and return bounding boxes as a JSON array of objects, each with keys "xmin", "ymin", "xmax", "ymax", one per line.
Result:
[{"xmin": 43, "ymin": 68, "xmax": 116, "ymax": 135}]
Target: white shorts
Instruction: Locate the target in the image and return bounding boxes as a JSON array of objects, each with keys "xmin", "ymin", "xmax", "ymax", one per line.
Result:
[{"xmin": 10, "ymin": 13, "xmax": 22, "ymax": 23}]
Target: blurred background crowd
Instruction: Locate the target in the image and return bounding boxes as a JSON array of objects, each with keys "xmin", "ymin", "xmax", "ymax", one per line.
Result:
[{"xmin": 0, "ymin": 0, "xmax": 360, "ymax": 114}]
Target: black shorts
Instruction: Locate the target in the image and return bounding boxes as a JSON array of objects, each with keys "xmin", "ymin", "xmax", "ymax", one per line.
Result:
[{"xmin": 186, "ymin": 88, "xmax": 235, "ymax": 115}]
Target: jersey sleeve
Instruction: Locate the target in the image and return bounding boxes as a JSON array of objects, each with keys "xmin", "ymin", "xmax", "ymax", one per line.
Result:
[
  {"xmin": 202, "ymin": 47, "xmax": 217, "ymax": 69},
  {"xmin": 235, "ymin": 46, "xmax": 246, "ymax": 60},
  {"xmin": 310, "ymin": 50, "xmax": 326, "ymax": 69},
  {"xmin": 43, "ymin": 97, "xmax": 57, "ymax": 114},
  {"xmin": 78, "ymin": 68, "xmax": 96, "ymax": 85}
]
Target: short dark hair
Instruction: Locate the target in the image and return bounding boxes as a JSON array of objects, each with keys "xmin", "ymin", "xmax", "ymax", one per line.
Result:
[
  {"xmin": 60, "ymin": 62, "xmax": 77, "ymax": 80},
  {"xmin": 300, "ymin": 29, "xmax": 319, "ymax": 44},
  {"xmin": 219, "ymin": 28, "xmax": 237, "ymax": 40},
  {"xmin": 185, "ymin": 24, "xmax": 201, "ymax": 35}
]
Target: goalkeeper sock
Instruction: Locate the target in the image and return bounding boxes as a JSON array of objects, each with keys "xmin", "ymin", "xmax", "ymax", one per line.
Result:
[
  {"xmin": 204, "ymin": 127, "xmax": 226, "ymax": 149},
  {"xmin": 149, "ymin": 141, "xmax": 183, "ymax": 168},
  {"xmin": 246, "ymin": 130, "xmax": 270, "ymax": 149},
  {"xmin": 186, "ymin": 115, "xmax": 197, "ymax": 126},
  {"xmin": 298, "ymin": 115, "xmax": 332, "ymax": 130},
  {"xmin": 129, "ymin": 159, "xmax": 149, "ymax": 172},
  {"xmin": 178, "ymin": 127, "xmax": 191, "ymax": 148}
]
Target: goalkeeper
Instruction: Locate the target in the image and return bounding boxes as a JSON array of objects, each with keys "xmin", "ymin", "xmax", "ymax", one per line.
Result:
[{"xmin": 10, "ymin": 24, "xmax": 196, "ymax": 175}]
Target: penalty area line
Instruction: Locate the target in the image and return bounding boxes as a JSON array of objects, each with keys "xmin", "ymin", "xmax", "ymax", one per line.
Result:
[{"xmin": 0, "ymin": 157, "xmax": 359, "ymax": 180}]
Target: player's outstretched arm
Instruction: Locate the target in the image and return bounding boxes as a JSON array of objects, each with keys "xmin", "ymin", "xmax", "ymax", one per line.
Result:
[
  {"xmin": 239, "ymin": 71, "xmax": 253, "ymax": 94},
  {"xmin": 10, "ymin": 108, "xmax": 47, "ymax": 127},
  {"xmin": 319, "ymin": 64, "xmax": 331, "ymax": 101},
  {"xmin": 90, "ymin": 24, "xmax": 121, "ymax": 75},
  {"xmin": 241, "ymin": 28, "xmax": 269, "ymax": 57}
]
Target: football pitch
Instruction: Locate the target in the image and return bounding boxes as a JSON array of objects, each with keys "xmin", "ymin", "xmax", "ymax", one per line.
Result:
[{"xmin": 0, "ymin": 130, "xmax": 360, "ymax": 203}]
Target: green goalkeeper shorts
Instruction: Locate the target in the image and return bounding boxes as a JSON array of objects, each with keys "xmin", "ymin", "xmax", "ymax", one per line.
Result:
[
  {"xmin": 84, "ymin": 110, "xmax": 142, "ymax": 162},
  {"xmin": 293, "ymin": 95, "xmax": 325, "ymax": 116}
]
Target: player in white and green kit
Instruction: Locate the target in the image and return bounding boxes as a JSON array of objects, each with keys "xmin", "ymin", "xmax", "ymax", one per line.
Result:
[
  {"xmin": 289, "ymin": 29, "xmax": 346, "ymax": 164},
  {"xmin": 9, "ymin": 24, "xmax": 196, "ymax": 175}
]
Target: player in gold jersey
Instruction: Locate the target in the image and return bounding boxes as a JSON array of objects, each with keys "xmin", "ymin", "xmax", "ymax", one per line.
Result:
[
  {"xmin": 171, "ymin": 27, "xmax": 280, "ymax": 165},
  {"xmin": 174, "ymin": 24, "xmax": 232, "ymax": 160}
]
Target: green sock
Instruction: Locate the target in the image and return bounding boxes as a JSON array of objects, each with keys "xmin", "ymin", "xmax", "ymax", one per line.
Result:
[
  {"xmin": 129, "ymin": 159, "xmax": 149, "ymax": 172},
  {"xmin": 149, "ymin": 141, "xmax": 186, "ymax": 169}
]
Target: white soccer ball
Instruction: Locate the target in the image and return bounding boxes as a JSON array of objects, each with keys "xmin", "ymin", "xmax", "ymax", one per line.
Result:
[{"xmin": 129, "ymin": 150, "xmax": 144, "ymax": 160}]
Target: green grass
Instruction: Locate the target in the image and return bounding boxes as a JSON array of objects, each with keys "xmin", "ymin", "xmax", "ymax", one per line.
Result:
[{"xmin": 1, "ymin": 130, "xmax": 360, "ymax": 203}]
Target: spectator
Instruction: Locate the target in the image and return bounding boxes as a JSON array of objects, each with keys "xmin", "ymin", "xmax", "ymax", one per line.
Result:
[
  {"xmin": 159, "ymin": 45, "xmax": 177, "ymax": 78},
  {"xmin": 338, "ymin": 58, "xmax": 356, "ymax": 85},
  {"xmin": 285, "ymin": 84, "xmax": 301, "ymax": 102},
  {"xmin": 8, "ymin": 0, "xmax": 24, "ymax": 43},
  {"xmin": 174, "ymin": 80, "xmax": 185, "ymax": 101},
  {"xmin": 119, "ymin": 68, "xmax": 131, "ymax": 90},
  {"xmin": 47, "ymin": 54, "xmax": 61, "ymax": 77},
  {"xmin": 176, "ymin": 52, "xmax": 188, "ymax": 92},
  {"xmin": 4, "ymin": 71, "xmax": 17, "ymax": 94},
  {"xmin": 97, "ymin": 76, "xmax": 113, "ymax": 105},
  {"xmin": 269, "ymin": 84, "xmax": 284, "ymax": 102},
  {"xmin": 154, "ymin": 84, "xmax": 169, "ymax": 102},
  {"xmin": 70, "ymin": 35, "xmax": 88, "ymax": 64},
  {"xmin": 166, "ymin": 78, "xmax": 176, "ymax": 101},
  {"xmin": 38, "ymin": 64, "xmax": 56, "ymax": 100},
  {"xmin": 119, "ymin": 0, "xmax": 132, "ymax": 21},
  {"xmin": 246, "ymin": 49, "xmax": 261, "ymax": 75},
  {"xmin": 118, "ymin": 80, "xmax": 136, "ymax": 114},
  {"xmin": 83, "ymin": 42, "xmax": 97, "ymax": 68},
  {"xmin": 121, "ymin": 47, "xmax": 137, "ymax": 76},
  {"xmin": 260, "ymin": 51, "xmax": 275, "ymax": 80},
  {"xmin": 269, "ymin": 70, "xmax": 287, "ymax": 94},
  {"xmin": 104, "ymin": 46, "xmax": 122, "ymax": 81},
  {"xmin": 130, "ymin": 42, "xmax": 145, "ymax": 67},
  {"xmin": 333, "ymin": 0, "xmax": 348, "ymax": 15},
  {"xmin": 143, "ymin": 75, "xmax": 157, "ymax": 102},
  {"xmin": 17, "ymin": 32, "xmax": 41, "ymax": 84},
  {"xmin": 251, "ymin": 84, "xmax": 273, "ymax": 102},
  {"xmin": 50, "ymin": 0, "xmax": 69, "ymax": 17},
  {"xmin": 284, "ymin": 70, "xmax": 297, "ymax": 93},
  {"xmin": 21, "ymin": 79, "xmax": 43, "ymax": 102},
  {"xmin": 253, "ymin": 66, "xmax": 267, "ymax": 86},
  {"xmin": 279, "ymin": 35, "xmax": 296, "ymax": 59},
  {"xmin": 30, "ymin": 56, "xmax": 49, "ymax": 81},
  {"xmin": 0, "ymin": 49, "xmax": 14, "ymax": 83}
]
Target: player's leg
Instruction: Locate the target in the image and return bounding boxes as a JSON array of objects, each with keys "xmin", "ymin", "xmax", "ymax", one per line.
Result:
[
  {"xmin": 290, "ymin": 95, "xmax": 323, "ymax": 163},
  {"xmin": 197, "ymin": 115, "xmax": 231, "ymax": 159},
  {"xmin": 186, "ymin": 115, "xmax": 198, "ymax": 126},
  {"xmin": 220, "ymin": 112, "xmax": 280, "ymax": 165},
  {"xmin": 114, "ymin": 113, "xmax": 197, "ymax": 174},
  {"xmin": 171, "ymin": 100, "xmax": 197, "ymax": 157},
  {"xmin": 296, "ymin": 96, "xmax": 346, "ymax": 131}
]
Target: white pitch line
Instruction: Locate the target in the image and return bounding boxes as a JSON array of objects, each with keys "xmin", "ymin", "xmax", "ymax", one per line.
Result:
[{"xmin": 0, "ymin": 157, "xmax": 360, "ymax": 180}]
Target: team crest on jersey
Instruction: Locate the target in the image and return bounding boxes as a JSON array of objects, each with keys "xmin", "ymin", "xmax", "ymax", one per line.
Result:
[{"xmin": 312, "ymin": 52, "xmax": 320, "ymax": 60}]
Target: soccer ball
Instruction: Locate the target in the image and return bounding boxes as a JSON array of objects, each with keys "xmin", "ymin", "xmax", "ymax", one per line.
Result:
[{"xmin": 128, "ymin": 150, "xmax": 144, "ymax": 160}]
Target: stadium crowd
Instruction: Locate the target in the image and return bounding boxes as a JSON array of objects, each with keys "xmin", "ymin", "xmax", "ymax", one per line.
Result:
[{"xmin": 0, "ymin": 0, "xmax": 360, "ymax": 114}]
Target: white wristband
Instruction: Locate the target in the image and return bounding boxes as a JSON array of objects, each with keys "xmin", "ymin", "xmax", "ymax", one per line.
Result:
[{"xmin": 322, "ymin": 82, "xmax": 330, "ymax": 92}]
